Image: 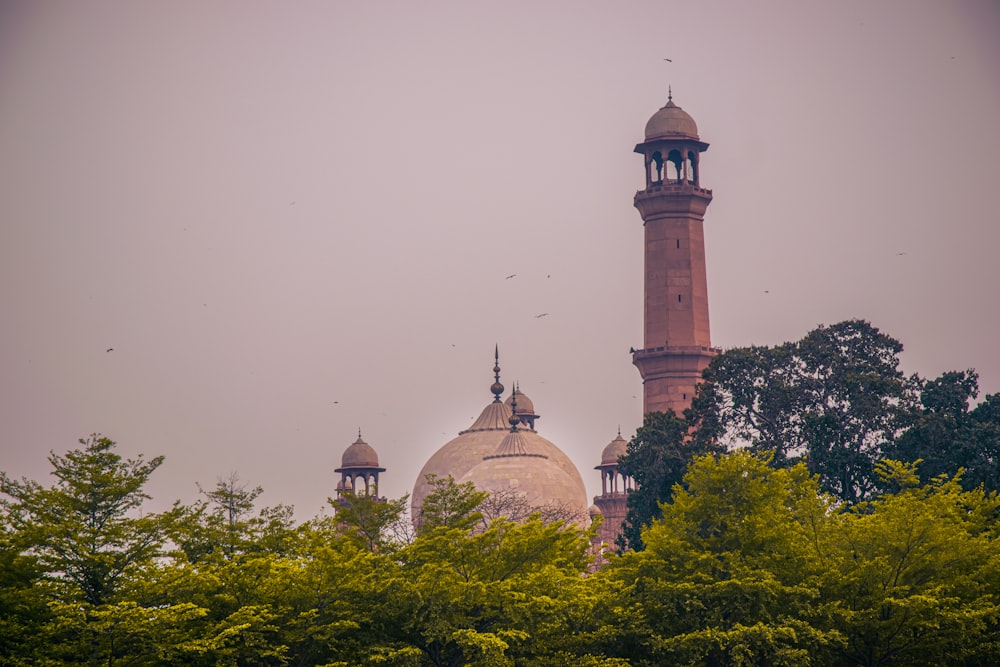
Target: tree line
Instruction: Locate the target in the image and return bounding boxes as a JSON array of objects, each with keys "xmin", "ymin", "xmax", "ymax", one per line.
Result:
[
  {"xmin": 2, "ymin": 319, "xmax": 999, "ymax": 666},
  {"xmin": 618, "ymin": 319, "xmax": 1000, "ymax": 549}
]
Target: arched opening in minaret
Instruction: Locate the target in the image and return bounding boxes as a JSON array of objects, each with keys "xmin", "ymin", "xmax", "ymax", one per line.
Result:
[
  {"xmin": 666, "ymin": 149, "xmax": 684, "ymax": 184},
  {"xmin": 687, "ymin": 150, "xmax": 699, "ymax": 186},
  {"xmin": 651, "ymin": 151, "xmax": 665, "ymax": 184}
]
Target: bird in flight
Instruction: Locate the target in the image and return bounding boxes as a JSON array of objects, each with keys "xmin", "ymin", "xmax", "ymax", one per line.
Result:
[
  {"xmin": 106, "ymin": 348, "xmax": 114, "ymax": 353},
  {"xmin": 663, "ymin": 58, "xmax": 672, "ymax": 62},
  {"xmin": 505, "ymin": 274, "xmax": 516, "ymax": 279},
  {"xmin": 535, "ymin": 313, "xmax": 548, "ymax": 318}
]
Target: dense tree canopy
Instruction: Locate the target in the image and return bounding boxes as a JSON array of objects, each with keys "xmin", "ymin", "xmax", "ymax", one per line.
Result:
[
  {"xmin": 691, "ymin": 320, "xmax": 918, "ymax": 503},
  {"xmin": 3, "ymin": 318, "xmax": 1000, "ymax": 665}
]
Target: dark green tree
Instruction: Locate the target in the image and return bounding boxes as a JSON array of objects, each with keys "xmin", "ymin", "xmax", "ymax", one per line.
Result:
[
  {"xmin": 696, "ymin": 320, "xmax": 917, "ymax": 503},
  {"xmin": 616, "ymin": 410, "xmax": 721, "ymax": 551},
  {"xmin": 886, "ymin": 370, "xmax": 1000, "ymax": 492}
]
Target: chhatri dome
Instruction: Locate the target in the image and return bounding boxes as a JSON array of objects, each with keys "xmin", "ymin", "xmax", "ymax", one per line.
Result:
[
  {"xmin": 410, "ymin": 349, "xmax": 589, "ymax": 525},
  {"xmin": 643, "ymin": 88, "xmax": 700, "ymax": 141}
]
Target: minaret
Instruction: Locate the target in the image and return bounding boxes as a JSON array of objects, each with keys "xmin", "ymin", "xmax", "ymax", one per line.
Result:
[
  {"xmin": 592, "ymin": 429, "xmax": 633, "ymax": 549},
  {"xmin": 335, "ymin": 429, "xmax": 386, "ymax": 498},
  {"xmin": 631, "ymin": 90, "xmax": 719, "ymax": 415}
]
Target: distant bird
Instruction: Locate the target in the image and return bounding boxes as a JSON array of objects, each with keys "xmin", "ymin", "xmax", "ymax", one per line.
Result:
[
  {"xmin": 106, "ymin": 348, "xmax": 113, "ymax": 353},
  {"xmin": 663, "ymin": 58, "xmax": 672, "ymax": 62},
  {"xmin": 535, "ymin": 313, "xmax": 548, "ymax": 318},
  {"xmin": 547, "ymin": 274, "xmax": 551, "ymax": 278},
  {"xmin": 896, "ymin": 252, "xmax": 907, "ymax": 256},
  {"xmin": 505, "ymin": 274, "xmax": 517, "ymax": 279},
  {"xmin": 764, "ymin": 290, "xmax": 770, "ymax": 294},
  {"xmin": 333, "ymin": 401, "xmax": 339, "ymax": 404}
]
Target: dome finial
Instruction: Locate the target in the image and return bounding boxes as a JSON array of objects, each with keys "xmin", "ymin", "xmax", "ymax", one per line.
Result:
[
  {"xmin": 668, "ymin": 85, "xmax": 672, "ymax": 103},
  {"xmin": 357, "ymin": 427, "xmax": 362, "ymax": 440},
  {"xmin": 508, "ymin": 389, "xmax": 520, "ymax": 432},
  {"xmin": 490, "ymin": 345, "xmax": 505, "ymax": 402}
]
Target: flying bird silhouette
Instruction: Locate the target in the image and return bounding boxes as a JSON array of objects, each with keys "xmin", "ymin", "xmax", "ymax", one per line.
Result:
[
  {"xmin": 663, "ymin": 58, "xmax": 672, "ymax": 62},
  {"xmin": 106, "ymin": 348, "xmax": 113, "ymax": 353},
  {"xmin": 505, "ymin": 274, "xmax": 516, "ymax": 279},
  {"xmin": 535, "ymin": 313, "xmax": 548, "ymax": 318}
]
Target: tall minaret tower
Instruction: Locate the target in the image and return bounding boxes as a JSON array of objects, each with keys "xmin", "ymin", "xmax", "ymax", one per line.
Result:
[{"xmin": 631, "ymin": 91, "xmax": 718, "ymax": 416}]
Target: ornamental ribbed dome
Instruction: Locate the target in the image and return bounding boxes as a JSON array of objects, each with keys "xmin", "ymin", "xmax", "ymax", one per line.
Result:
[
  {"xmin": 459, "ymin": 425, "xmax": 589, "ymax": 524},
  {"xmin": 341, "ymin": 435, "xmax": 379, "ymax": 468},
  {"xmin": 600, "ymin": 433, "xmax": 628, "ymax": 466},
  {"xmin": 644, "ymin": 98, "xmax": 699, "ymax": 142},
  {"xmin": 412, "ymin": 375, "xmax": 587, "ymax": 525}
]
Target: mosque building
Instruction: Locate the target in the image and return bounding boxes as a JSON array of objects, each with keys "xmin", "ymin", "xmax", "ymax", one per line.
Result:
[{"xmin": 334, "ymin": 92, "xmax": 717, "ymax": 548}]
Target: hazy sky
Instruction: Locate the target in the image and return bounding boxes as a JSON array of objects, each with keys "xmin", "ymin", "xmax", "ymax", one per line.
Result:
[{"xmin": 2, "ymin": 1, "xmax": 998, "ymax": 518}]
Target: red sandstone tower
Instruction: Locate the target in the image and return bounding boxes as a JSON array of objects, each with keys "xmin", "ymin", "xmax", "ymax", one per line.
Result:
[{"xmin": 631, "ymin": 92, "xmax": 718, "ymax": 415}]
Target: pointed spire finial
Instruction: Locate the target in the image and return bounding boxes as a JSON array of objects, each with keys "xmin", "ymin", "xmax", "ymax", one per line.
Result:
[
  {"xmin": 490, "ymin": 345, "xmax": 504, "ymax": 402},
  {"xmin": 618, "ymin": 424, "xmax": 622, "ymax": 437},
  {"xmin": 668, "ymin": 85, "xmax": 673, "ymax": 102}
]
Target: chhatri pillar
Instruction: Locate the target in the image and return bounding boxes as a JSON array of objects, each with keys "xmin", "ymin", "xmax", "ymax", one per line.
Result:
[{"xmin": 631, "ymin": 90, "xmax": 719, "ymax": 416}]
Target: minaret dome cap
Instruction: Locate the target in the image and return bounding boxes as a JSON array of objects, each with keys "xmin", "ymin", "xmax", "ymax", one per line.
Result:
[
  {"xmin": 644, "ymin": 98, "xmax": 700, "ymax": 142},
  {"xmin": 341, "ymin": 434, "xmax": 380, "ymax": 468},
  {"xmin": 600, "ymin": 433, "xmax": 629, "ymax": 466}
]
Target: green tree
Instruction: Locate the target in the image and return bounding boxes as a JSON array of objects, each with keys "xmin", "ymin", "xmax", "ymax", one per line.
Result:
[
  {"xmin": 330, "ymin": 490, "xmax": 410, "ymax": 553},
  {"xmin": 388, "ymin": 514, "xmax": 595, "ymax": 667},
  {"xmin": 0, "ymin": 519, "xmax": 50, "ymax": 666},
  {"xmin": 817, "ymin": 460, "xmax": 1000, "ymax": 666},
  {"xmin": 0, "ymin": 434, "xmax": 179, "ymax": 605},
  {"xmin": 416, "ymin": 474, "xmax": 488, "ymax": 534},
  {"xmin": 602, "ymin": 452, "xmax": 841, "ymax": 665}
]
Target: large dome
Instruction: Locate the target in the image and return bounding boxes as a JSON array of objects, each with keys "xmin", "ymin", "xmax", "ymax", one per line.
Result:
[
  {"xmin": 411, "ymin": 386, "xmax": 587, "ymax": 525},
  {"xmin": 644, "ymin": 98, "xmax": 699, "ymax": 142},
  {"xmin": 459, "ymin": 426, "xmax": 589, "ymax": 523}
]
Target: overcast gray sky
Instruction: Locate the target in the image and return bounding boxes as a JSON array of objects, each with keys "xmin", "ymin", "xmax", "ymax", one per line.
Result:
[{"xmin": 2, "ymin": 1, "xmax": 998, "ymax": 518}]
